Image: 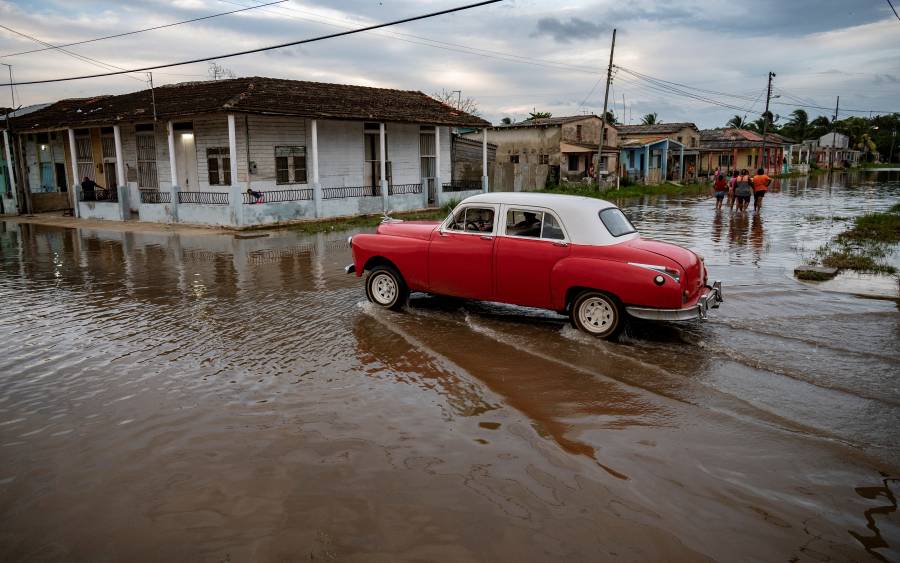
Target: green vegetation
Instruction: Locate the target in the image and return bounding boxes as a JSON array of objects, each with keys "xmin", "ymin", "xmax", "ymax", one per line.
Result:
[
  {"xmin": 859, "ymin": 162, "xmax": 900, "ymax": 169},
  {"xmin": 278, "ymin": 207, "xmax": 448, "ymax": 235},
  {"xmin": 811, "ymin": 204, "xmax": 900, "ymax": 275},
  {"xmin": 541, "ymin": 180, "xmax": 710, "ymax": 200},
  {"xmin": 795, "ymin": 268, "xmax": 837, "ymax": 281}
]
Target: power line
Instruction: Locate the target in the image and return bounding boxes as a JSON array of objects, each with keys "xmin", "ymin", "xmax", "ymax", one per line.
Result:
[
  {"xmin": 0, "ymin": 0, "xmax": 503, "ymax": 87},
  {"xmin": 886, "ymin": 0, "xmax": 900, "ymax": 22},
  {"xmin": 0, "ymin": 1, "xmax": 288, "ymax": 58},
  {"xmin": 0, "ymin": 23, "xmax": 146, "ymax": 83}
]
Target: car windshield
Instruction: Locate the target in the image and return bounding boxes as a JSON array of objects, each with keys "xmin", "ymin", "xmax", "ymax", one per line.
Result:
[{"xmin": 598, "ymin": 207, "xmax": 636, "ymax": 237}]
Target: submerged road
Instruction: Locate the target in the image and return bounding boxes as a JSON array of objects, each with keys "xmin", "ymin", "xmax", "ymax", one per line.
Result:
[{"xmin": 0, "ymin": 170, "xmax": 898, "ymax": 562}]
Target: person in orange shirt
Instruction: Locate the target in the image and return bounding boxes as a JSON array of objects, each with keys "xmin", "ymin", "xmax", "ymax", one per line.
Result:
[{"xmin": 751, "ymin": 167, "xmax": 772, "ymax": 212}]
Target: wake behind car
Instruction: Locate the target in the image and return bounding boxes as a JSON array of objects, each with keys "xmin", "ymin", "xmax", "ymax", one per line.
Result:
[{"xmin": 346, "ymin": 193, "xmax": 722, "ymax": 339}]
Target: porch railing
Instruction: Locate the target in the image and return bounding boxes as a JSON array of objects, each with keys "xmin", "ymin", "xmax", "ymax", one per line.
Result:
[
  {"xmin": 243, "ymin": 188, "xmax": 313, "ymax": 205},
  {"xmin": 178, "ymin": 191, "xmax": 229, "ymax": 205},
  {"xmin": 442, "ymin": 180, "xmax": 482, "ymax": 192},
  {"xmin": 388, "ymin": 183, "xmax": 423, "ymax": 195},
  {"xmin": 81, "ymin": 188, "xmax": 118, "ymax": 202},
  {"xmin": 139, "ymin": 189, "xmax": 171, "ymax": 204},
  {"xmin": 322, "ymin": 186, "xmax": 381, "ymax": 199}
]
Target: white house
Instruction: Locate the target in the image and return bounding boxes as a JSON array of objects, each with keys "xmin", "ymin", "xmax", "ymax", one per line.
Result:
[{"xmin": 1, "ymin": 77, "xmax": 490, "ymax": 226}]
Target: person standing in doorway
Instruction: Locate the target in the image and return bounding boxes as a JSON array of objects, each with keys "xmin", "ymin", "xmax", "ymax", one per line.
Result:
[
  {"xmin": 81, "ymin": 176, "xmax": 101, "ymax": 201},
  {"xmin": 751, "ymin": 167, "xmax": 771, "ymax": 212}
]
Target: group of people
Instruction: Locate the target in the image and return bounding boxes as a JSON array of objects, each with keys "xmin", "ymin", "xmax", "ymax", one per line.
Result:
[{"xmin": 711, "ymin": 168, "xmax": 772, "ymax": 213}]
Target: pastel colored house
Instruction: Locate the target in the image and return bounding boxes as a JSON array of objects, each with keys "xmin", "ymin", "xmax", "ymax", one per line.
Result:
[
  {"xmin": 699, "ymin": 129, "xmax": 797, "ymax": 174},
  {"xmin": 617, "ymin": 123, "xmax": 701, "ymax": 184}
]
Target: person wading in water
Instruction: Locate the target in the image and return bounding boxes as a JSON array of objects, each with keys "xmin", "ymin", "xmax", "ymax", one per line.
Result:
[
  {"xmin": 713, "ymin": 173, "xmax": 728, "ymax": 210},
  {"xmin": 733, "ymin": 169, "xmax": 753, "ymax": 212},
  {"xmin": 751, "ymin": 167, "xmax": 772, "ymax": 212}
]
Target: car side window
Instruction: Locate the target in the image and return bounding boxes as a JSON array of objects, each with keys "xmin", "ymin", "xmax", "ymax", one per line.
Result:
[
  {"xmin": 541, "ymin": 213, "xmax": 565, "ymax": 240},
  {"xmin": 447, "ymin": 208, "xmax": 466, "ymax": 231},
  {"xmin": 506, "ymin": 209, "xmax": 543, "ymax": 238},
  {"xmin": 464, "ymin": 208, "xmax": 495, "ymax": 233}
]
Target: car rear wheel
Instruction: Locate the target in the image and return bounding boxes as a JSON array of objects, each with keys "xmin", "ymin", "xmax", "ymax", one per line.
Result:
[
  {"xmin": 365, "ymin": 265, "xmax": 408, "ymax": 310},
  {"xmin": 570, "ymin": 291, "xmax": 623, "ymax": 339}
]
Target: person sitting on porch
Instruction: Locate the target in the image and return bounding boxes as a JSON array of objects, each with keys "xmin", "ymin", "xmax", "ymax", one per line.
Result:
[{"xmin": 247, "ymin": 188, "xmax": 264, "ymax": 204}]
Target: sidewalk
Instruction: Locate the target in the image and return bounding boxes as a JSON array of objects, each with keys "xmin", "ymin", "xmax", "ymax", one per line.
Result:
[{"xmin": 2, "ymin": 213, "xmax": 232, "ymax": 235}]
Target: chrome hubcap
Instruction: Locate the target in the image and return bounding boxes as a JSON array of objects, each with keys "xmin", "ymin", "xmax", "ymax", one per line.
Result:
[
  {"xmin": 579, "ymin": 297, "xmax": 614, "ymax": 334},
  {"xmin": 371, "ymin": 273, "xmax": 397, "ymax": 305}
]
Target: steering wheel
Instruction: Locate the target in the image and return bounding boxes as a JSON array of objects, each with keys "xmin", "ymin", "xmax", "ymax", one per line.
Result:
[{"xmin": 466, "ymin": 221, "xmax": 479, "ymax": 231}]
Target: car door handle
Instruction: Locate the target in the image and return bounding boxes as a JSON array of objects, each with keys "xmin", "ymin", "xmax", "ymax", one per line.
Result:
[
  {"xmin": 552, "ymin": 241, "xmax": 568, "ymax": 247},
  {"xmin": 480, "ymin": 235, "xmax": 493, "ymax": 240}
]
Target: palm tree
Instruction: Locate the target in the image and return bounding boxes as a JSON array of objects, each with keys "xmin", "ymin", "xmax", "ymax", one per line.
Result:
[
  {"xmin": 641, "ymin": 112, "xmax": 659, "ymax": 125},
  {"xmin": 726, "ymin": 115, "xmax": 747, "ymax": 129},
  {"xmin": 500, "ymin": 117, "xmax": 512, "ymax": 125},
  {"xmin": 785, "ymin": 109, "xmax": 809, "ymax": 139},
  {"xmin": 528, "ymin": 111, "xmax": 552, "ymax": 120},
  {"xmin": 604, "ymin": 111, "xmax": 618, "ymax": 124},
  {"xmin": 809, "ymin": 116, "xmax": 831, "ymax": 139}
]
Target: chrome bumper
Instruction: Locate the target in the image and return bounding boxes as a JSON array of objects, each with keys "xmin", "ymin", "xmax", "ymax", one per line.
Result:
[
  {"xmin": 344, "ymin": 263, "xmax": 356, "ymax": 274},
  {"xmin": 626, "ymin": 280, "xmax": 723, "ymax": 322}
]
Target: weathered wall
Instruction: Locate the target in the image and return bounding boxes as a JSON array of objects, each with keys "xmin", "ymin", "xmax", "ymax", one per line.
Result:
[
  {"xmin": 242, "ymin": 200, "xmax": 316, "ymax": 225},
  {"xmin": 138, "ymin": 202, "xmax": 176, "ymax": 224},
  {"xmin": 489, "ymin": 162, "xmax": 550, "ymax": 192},
  {"xmin": 78, "ymin": 201, "xmax": 122, "ymax": 221},
  {"xmin": 31, "ymin": 192, "xmax": 71, "ymax": 212},
  {"xmin": 451, "ymin": 135, "xmax": 496, "ymax": 183},
  {"xmin": 177, "ymin": 204, "xmax": 235, "ymax": 227}
]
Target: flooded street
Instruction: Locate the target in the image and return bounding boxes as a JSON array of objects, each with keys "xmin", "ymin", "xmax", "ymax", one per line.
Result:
[{"xmin": 1, "ymin": 170, "xmax": 899, "ymax": 562}]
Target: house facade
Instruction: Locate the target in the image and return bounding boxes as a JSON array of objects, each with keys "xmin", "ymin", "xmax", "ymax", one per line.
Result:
[
  {"xmin": 1, "ymin": 77, "xmax": 490, "ymax": 227},
  {"xmin": 699, "ymin": 129, "xmax": 797, "ymax": 175},
  {"xmin": 800, "ymin": 133, "xmax": 860, "ymax": 169},
  {"xmin": 464, "ymin": 115, "xmax": 619, "ymax": 189},
  {"xmin": 617, "ymin": 123, "xmax": 701, "ymax": 184}
]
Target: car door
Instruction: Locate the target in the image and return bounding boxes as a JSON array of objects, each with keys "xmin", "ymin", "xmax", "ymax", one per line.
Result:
[
  {"xmin": 495, "ymin": 206, "xmax": 570, "ymax": 309},
  {"xmin": 428, "ymin": 205, "xmax": 497, "ymax": 300}
]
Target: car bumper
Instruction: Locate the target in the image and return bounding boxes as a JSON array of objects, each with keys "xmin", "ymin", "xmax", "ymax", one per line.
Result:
[
  {"xmin": 345, "ymin": 263, "xmax": 356, "ymax": 274},
  {"xmin": 626, "ymin": 280, "xmax": 723, "ymax": 322}
]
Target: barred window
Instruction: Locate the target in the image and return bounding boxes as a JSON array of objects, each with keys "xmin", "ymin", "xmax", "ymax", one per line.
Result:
[
  {"xmin": 136, "ymin": 127, "xmax": 158, "ymax": 188},
  {"xmin": 274, "ymin": 146, "xmax": 307, "ymax": 184},
  {"xmin": 74, "ymin": 132, "xmax": 93, "ymax": 181},
  {"xmin": 207, "ymin": 147, "xmax": 231, "ymax": 186}
]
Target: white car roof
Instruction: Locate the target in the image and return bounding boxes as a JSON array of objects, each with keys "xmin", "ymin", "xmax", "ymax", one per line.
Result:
[{"xmin": 457, "ymin": 192, "xmax": 638, "ymax": 246}]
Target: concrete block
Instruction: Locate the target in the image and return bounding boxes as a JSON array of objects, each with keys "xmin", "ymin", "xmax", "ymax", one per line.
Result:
[{"xmin": 794, "ymin": 265, "xmax": 839, "ymax": 281}]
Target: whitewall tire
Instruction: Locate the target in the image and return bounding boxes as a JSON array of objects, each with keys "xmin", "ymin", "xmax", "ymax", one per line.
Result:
[
  {"xmin": 571, "ymin": 291, "xmax": 623, "ymax": 339},
  {"xmin": 365, "ymin": 265, "xmax": 408, "ymax": 311}
]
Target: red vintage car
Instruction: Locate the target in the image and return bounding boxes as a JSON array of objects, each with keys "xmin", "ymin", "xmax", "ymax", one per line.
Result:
[{"xmin": 346, "ymin": 193, "xmax": 722, "ymax": 339}]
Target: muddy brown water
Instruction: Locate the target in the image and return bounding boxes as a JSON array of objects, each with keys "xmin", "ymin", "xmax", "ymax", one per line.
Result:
[{"xmin": 1, "ymin": 170, "xmax": 898, "ymax": 562}]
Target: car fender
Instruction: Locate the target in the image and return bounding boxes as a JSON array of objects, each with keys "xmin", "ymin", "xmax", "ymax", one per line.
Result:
[
  {"xmin": 550, "ymin": 257, "xmax": 683, "ymax": 310},
  {"xmin": 351, "ymin": 233, "xmax": 429, "ymax": 291}
]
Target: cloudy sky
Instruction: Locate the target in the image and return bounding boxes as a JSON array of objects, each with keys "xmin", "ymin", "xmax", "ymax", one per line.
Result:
[{"xmin": 1, "ymin": 0, "xmax": 898, "ymax": 128}]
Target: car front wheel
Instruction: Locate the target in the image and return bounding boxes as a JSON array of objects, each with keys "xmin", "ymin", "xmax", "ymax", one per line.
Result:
[
  {"xmin": 570, "ymin": 291, "xmax": 623, "ymax": 339},
  {"xmin": 365, "ymin": 265, "xmax": 408, "ymax": 310}
]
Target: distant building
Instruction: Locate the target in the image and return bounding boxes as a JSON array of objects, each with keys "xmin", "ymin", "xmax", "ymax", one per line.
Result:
[
  {"xmin": 465, "ymin": 115, "xmax": 619, "ymax": 189},
  {"xmin": 699, "ymin": 128, "xmax": 797, "ymax": 174},
  {"xmin": 617, "ymin": 122, "xmax": 701, "ymax": 184},
  {"xmin": 801, "ymin": 132, "xmax": 860, "ymax": 168}
]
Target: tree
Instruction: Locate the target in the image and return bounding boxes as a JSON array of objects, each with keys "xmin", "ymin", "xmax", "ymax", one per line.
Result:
[
  {"xmin": 208, "ymin": 62, "xmax": 235, "ymax": 80},
  {"xmin": 784, "ymin": 109, "xmax": 809, "ymax": 139},
  {"xmin": 432, "ymin": 89, "xmax": 480, "ymax": 115},
  {"xmin": 809, "ymin": 116, "xmax": 831, "ymax": 139},
  {"xmin": 528, "ymin": 111, "xmax": 552, "ymax": 119},
  {"xmin": 641, "ymin": 112, "xmax": 658, "ymax": 125},
  {"xmin": 500, "ymin": 117, "xmax": 513, "ymax": 125},
  {"xmin": 604, "ymin": 111, "xmax": 617, "ymax": 124},
  {"xmin": 726, "ymin": 115, "xmax": 747, "ymax": 129}
]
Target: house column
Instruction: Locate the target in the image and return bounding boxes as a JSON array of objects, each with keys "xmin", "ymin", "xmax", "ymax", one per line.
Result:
[
  {"xmin": 67, "ymin": 129, "xmax": 80, "ymax": 218},
  {"xmin": 481, "ymin": 128, "xmax": 488, "ymax": 193},
  {"xmin": 679, "ymin": 144, "xmax": 684, "ymax": 182},
  {"xmin": 643, "ymin": 145, "xmax": 650, "ymax": 184},
  {"xmin": 227, "ymin": 114, "xmax": 242, "ymax": 227},
  {"xmin": 433, "ymin": 126, "xmax": 442, "ymax": 207},
  {"xmin": 113, "ymin": 124, "xmax": 127, "ymax": 220},
  {"xmin": 379, "ymin": 122, "xmax": 388, "ymax": 211},
  {"xmin": 661, "ymin": 141, "xmax": 669, "ymax": 182},
  {"xmin": 310, "ymin": 119, "xmax": 321, "ymax": 218},
  {"xmin": 167, "ymin": 121, "xmax": 180, "ymax": 222},
  {"xmin": 3, "ymin": 129, "xmax": 18, "ymax": 214}
]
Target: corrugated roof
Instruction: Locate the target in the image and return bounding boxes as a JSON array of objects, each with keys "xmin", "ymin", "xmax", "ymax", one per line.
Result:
[
  {"xmin": 617, "ymin": 122, "xmax": 699, "ymax": 135},
  {"xmin": 5, "ymin": 77, "xmax": 490, "ymax": 131}
]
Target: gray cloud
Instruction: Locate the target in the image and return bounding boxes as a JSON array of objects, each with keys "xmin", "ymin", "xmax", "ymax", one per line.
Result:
[{"xmin": 531, "ymin": 17, "xmax": 612, "ymax": 43}]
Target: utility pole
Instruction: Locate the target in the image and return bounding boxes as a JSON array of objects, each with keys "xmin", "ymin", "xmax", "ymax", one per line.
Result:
[
  {"xmin": 760, "ymin": 71, "xmax": 775, "ymax": 174},
  {"xmin": 889, "ymin": 127, "xmax": 897, "ymax": 163},
  {"xmin": 828, "ymin": 96, "xmax": 839, "ymax": 170},
  {"xmin": 622, "ymin": 93, "xmax": 626, "ymax": 125},
  {"xmin": 597, "ymin": 28, "xmax": 616, "ymax": 186}
]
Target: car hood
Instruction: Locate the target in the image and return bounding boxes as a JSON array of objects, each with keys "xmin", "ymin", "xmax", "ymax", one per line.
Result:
[{"xmin": 376, "ymin": 220, "xmax": 440, "ymax": 240}]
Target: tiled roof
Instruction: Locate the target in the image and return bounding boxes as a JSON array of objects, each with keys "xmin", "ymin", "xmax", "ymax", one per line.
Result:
[
  {"xmin": 617, "ymin": 122, "xmax": 699, "ymax": 135},
  {"xmin": 700, "ymin": 128, "xmax": 796, "ymax": 148},
  {"xmin": 5, "ymin": 77, "xmax": 490, "ymax": 131},
  {"xmin": 498, "ymin": 115, "xmax": 613, "ymax": 129}
]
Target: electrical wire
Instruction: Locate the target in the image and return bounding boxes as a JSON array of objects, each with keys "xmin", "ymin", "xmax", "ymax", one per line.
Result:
[
  {"xmin": 0, "ymin": 24, "xmax": 147, "ymax": 83},
  {"xmin": 886, "ymin": 0, "xmax": 900, "ymax": 22},
  {"xmin": 1, "ymin": 1, "xmax": 288, "ymax": 58},
  {"xmin": 0, "ymin": 0, "xmax": 503, "ymax": 87}
]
